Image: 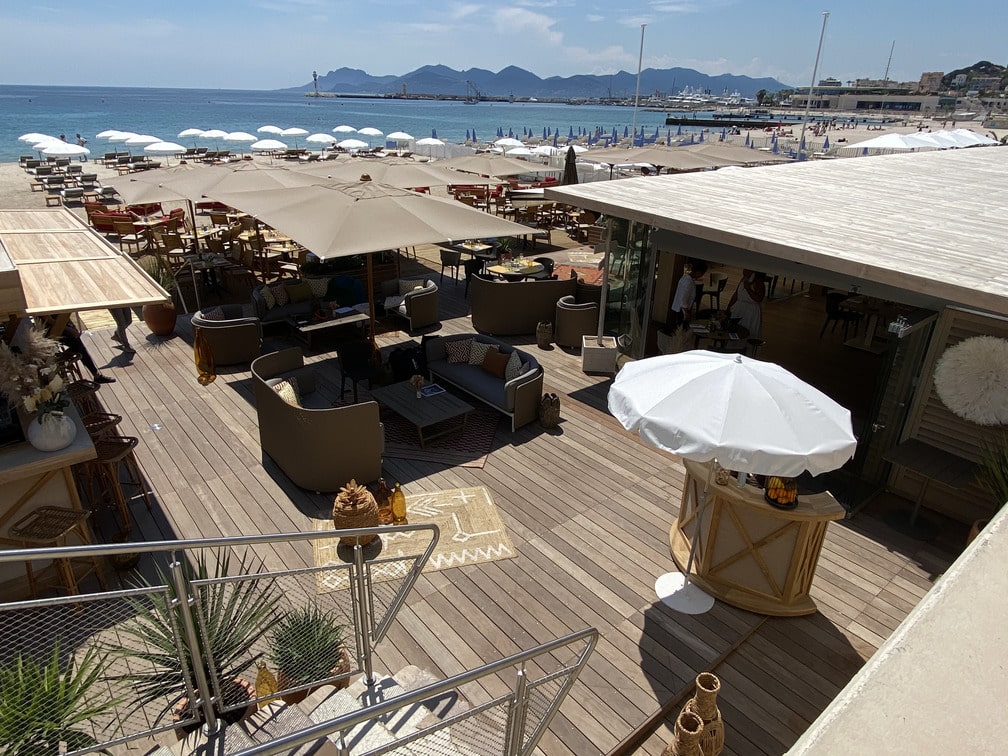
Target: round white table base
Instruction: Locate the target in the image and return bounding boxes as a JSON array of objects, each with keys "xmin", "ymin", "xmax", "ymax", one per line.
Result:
[{"xmin": 655, "ymin": 571, "xmax": 715, "ymax": 614}]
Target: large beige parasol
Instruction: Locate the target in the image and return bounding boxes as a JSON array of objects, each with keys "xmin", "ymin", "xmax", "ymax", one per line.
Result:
[
  {"xmin": 293, "ymin": 159, "xmax": 493, "ymax": 188},
  {"xmin": 441, "ymin": 154, "xmax": 557, "ymax": 178}
]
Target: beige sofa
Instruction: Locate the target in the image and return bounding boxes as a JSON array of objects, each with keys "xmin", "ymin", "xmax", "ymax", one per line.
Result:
[
  {"xmin": 251, "ymin": 348, "xmax": 384, "ymax": 492},
  {"xmin": 469, "ymin": 275, "xmax": 576, "ymax": 335}
]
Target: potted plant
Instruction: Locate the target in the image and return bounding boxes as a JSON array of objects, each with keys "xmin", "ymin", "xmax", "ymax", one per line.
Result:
[
  {"xmin": 268, "ymin": 603, "xmax": 350, "ymax": 704},
  {"xmin": 969, "ymin": 434, "xmax": 1008, "ymax": 543},
  {"xmin": 116, "ymin": 551, "xmax": 278, "ymax": 737},
  {"xmin": 0, "ymin": 643, "xmax": 117, "ymax": 755},
  {"xmin": 138, "ymin": 254, "xmax": 178, "ymax": 337}
]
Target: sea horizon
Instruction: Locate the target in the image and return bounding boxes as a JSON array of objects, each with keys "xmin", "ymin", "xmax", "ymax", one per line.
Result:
[{"xmin": 0, "ymin": 84, "xmax": 672, "ymax": 164}]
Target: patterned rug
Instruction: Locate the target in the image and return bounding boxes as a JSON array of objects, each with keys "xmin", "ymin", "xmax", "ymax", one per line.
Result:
[
  {"xmin": 312, "ymin": 486, "xmax": 515, "ymax": 593},
  {"xmin": 379, "ymin": 406, "xmax": 500, "ymax": 468}
]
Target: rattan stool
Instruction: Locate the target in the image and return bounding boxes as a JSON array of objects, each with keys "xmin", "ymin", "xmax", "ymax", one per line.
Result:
[
  {"xmin": 78, "ymin": 436, "xmax": 153, "ymax": 533},
  {"xmin": 66, "ymin": 379, "xmax": 102, "ymax": 415},
  {"xmin": 55, "ymin": 350, "xmax": 85, "ymax": 383},
  {"xmin": 81, "ymin": 412, "xmax": 123, "ymax": 439},
  {"xmin": 9, "ymin": 506, "xmax": 106, "ymax": 598}
]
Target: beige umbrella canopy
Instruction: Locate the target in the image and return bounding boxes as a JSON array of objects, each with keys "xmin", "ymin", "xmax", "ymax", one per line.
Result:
[
  {"xmin": 442, "ymin": 154, "xmax": 557, "ymax": 178},
  {"xmin": 209, "ymin": 178, "xmax": 530, "ymax": 259},
  {"xmin": 682, "ymin": 142, "xmax": 792, "ymax": 165},
  {"xmin": 583, "ymin": 145, "xmax": 734, "ymax": 172},
  {"xmin": 293, "ymin": 158, "xmax": 493, "ymax": 188}
]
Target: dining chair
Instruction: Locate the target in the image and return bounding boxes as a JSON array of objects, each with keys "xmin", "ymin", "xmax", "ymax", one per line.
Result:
[
  {"xmin": 703, "ymin": 272, "xmax": 729, "ymax": 311},
  {"xmin": 336, "ymin": 339, "xmax": 382, "ymax": 403},
  {"xmin": 112, "ymin": 218, "xmax": 146, "ymax": 256},
  {"xmin": 819, "ymin": 292, "xmax": 862, "ymax": 339},
  {"xmin": 439, "ymin": 247, "xmax": 461, "ymax": 284}
]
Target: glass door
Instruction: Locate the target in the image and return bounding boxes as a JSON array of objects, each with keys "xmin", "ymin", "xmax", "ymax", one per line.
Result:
[{"xmin": 605, "ymin": 219, "xmax": 655, "ymax": 357}]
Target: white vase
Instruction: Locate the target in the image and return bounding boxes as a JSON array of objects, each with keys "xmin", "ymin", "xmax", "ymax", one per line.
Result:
[{"xmin": 26, "ymin": 412, "xmax": 77, "ymax": 452}]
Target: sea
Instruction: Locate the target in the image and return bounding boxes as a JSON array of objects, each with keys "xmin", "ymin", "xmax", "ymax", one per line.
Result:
[{"xmin": 0, "ymin": 84, "xmax": 686, "ymax": 164}]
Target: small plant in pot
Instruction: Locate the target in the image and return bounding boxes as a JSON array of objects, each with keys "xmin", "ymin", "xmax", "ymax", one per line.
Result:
[
  {"xmin": 115, "ymin": 551, "xmax": 278, "ymax": 737},
  {"xmin": 0, "ymin": 643, "xmax": 117, "ymax": 755},
  {"xmin": 138, "ymin": 254, "xmax": 179, "ymax": 337},
  {"xmin": 268, "ymin": 603, "xmax": 350, "ymax": 704}
]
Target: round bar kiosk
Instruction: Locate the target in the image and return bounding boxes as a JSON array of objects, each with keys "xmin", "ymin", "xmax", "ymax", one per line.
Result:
[{"xmin": 671, "ymin": 459, "xmax": 845, "ymax": 616}]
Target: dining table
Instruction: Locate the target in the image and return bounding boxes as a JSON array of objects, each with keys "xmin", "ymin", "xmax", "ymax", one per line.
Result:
[
  {"xmin": 486, "ymin": 260, "xmax": 545, "ymax": 281},
  {"xmin": 453, "ymin": 240, "xmax": 499, "ymax": 272},
  {"xmin": 689, "ymin": 321, "xmax": 750, "ymax": 351}
]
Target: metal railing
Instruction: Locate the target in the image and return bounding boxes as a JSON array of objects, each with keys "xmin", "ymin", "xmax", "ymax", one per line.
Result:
[
  {"xmin": 0, "ymin": 528, "xmax": 597, "ymax": 756},
  {"xmin": 233, "ymin": 628, "xmax": 599, "ymax": 756},
  {"xmin": 0, "ymin": 526, "xmax": 436, "ymax": 754}
]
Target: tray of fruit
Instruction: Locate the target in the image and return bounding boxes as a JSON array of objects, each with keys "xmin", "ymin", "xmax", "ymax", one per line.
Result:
[{"xmin": 764, "ymin": 476, "xmax": 798, "ymax": 510}]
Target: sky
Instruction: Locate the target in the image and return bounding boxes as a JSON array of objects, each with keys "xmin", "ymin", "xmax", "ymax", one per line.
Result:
[{"xmin": 1, "ymin": 1, "xmax": 1004, "ymax": 91}]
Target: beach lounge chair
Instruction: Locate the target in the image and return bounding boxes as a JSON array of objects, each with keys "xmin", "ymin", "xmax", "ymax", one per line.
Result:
[{"xmin": 60, "ymin": 187, "xmax": 85, "ymax": 206}]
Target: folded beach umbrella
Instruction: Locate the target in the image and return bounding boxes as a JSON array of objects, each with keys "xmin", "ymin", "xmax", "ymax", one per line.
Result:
[
  {"xmin": 553, "ymin": 132, "xmax": 558, "ymax": 148},
  {"xmin": 623, "ymin": 125, "xmax": 629, "ymax": 138},
  {"xmin": 569, "ymin": 126, "xmax": 575, "ymax": 139},
  {"xmin": 472, "ymin": 128, "xmax": 477, "ymax": 142},
  {"xmin": 466, "ymin": 129, "xmax": 471, "ymax": 142},
  {"xmin": 744, "ymin": 132, "xmax": 750, "ymax": 147},
  {"xmin": 822, "ymin": 135, "xmax": 829, "ymax": 150}
]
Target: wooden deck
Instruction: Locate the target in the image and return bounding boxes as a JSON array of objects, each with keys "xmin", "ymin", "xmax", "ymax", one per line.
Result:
[{"xmin": 74, "ymin": 243, "xmax": 960, "ymax": 756}]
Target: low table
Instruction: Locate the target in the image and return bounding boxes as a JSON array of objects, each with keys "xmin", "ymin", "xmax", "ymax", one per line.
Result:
[
  {"xmin": 287, "ymin": 309, "xmax": 368, "ymax": 350},
  {"xmin": 371, "ymin": 382, "xmax": 474, "ymax": 448}
]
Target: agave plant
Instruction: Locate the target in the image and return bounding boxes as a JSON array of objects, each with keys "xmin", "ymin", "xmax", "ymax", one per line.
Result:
[
  {"xmin": 268, "ymin": 603, "xmax": 347, "ymax": 692},
  {"xmin": 116, "ymin": 550, "xmax": 279, "ymax": 727},
  {"xmin": 0, "ymin": 643, "xmax": 116, "ymax": 755}
]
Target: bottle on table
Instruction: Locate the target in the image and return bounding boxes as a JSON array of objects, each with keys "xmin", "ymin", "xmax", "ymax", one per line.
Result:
[
  {"xmin": 375, "ymin": 478, "xmax": 393, "ymax": 525},
  {"xmin": 391, "ymin": 482, "xmax": 407, "ymax": 525}
]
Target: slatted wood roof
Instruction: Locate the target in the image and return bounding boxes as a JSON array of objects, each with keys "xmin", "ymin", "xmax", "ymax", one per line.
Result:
[
  {"xmin": 0, "ymin": 208, "xmax": 169, "ymax": 316},
  {"xmin": 547, "ymin": 147, "xmax": 1008, "ymax": 316}
]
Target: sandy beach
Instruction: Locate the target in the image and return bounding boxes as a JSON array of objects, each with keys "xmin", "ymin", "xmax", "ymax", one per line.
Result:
[{"xmin": 2, "ymin": 118, "xmax": 1001, "ymax": 329}]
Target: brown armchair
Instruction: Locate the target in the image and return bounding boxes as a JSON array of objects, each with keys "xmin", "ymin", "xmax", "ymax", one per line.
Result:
[
  {"xmin": 555, "ymin": 295, "xmax": 600, "ymax": 348},
  {"xmin": 191, "ymin": 305, "xmax": 262, "ymax": 366},
  {"xmin": 251, "ymin": 348, "xmax": 384, "ymax": 492}
]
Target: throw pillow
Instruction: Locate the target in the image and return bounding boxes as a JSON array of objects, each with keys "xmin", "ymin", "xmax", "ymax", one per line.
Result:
[
  {"xmin": 271, "ymin": 377, "xmax": 300, "ymax": 407},
  {"xmin": 306, "ymin": 277, "xmax": 330, "ymax": 299},
  {"xmin": 468, "ymin": 340, "xmax": 497, "ymax": 366},
  {"xmin": 259, "ymin": 285, "xmax": 276, "ymax": 310},
  {"xmin": 482, "ymin": 348, "xmax": 509, "ymax": 379},
  {"xmin": 200, "ymin": 306, "xmax": 226, "ymax": 321},
  {"xmin": 519, "ymin": 361, "xmax": 531, "ymax": 376},
  {"xmin": 504, "ymin": 350, "xmax": 523, "ymax": 381},
  {"xmin": 286, "ymin": 281, "xmax": 313, "ymax": 303},
  {"xmin": 445, "ymin": 338, "xmax": 472, "ymax": 364},
  {"xmin": 272, "ymin": 283, "xmax": 290, "ymax": 307},
  {"xmin": 399, "ymin": 279, "xmax": 424, "ymax": 296}
]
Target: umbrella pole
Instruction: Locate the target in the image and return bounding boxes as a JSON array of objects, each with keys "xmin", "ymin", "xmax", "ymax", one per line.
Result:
[
  {"xmin": 654, "ymin": 460, "xmax": 716, "ymax": 614},
  {"xmin": 595, "ymin": 221, "xmax": 613, "ymax": 346},
  {"xmin": 366, "ymin": 253, "xmax": 376, "ymax": 348}
]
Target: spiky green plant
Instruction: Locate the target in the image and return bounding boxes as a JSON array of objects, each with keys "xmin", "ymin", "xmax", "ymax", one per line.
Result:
[
  {"xmin": 138, "ymin": 254, "xmax": 178, "ymax": 293},
  {"xmin": 115, "ymin": 550, "xmax": 278, "ymax": 725},
  {"xmin": 268, "ymin": 604, "xmax": 346, "ymax": 688},
  {"xmin": 0, "ymin": 643, "xmax": 116, "ymax": 755},
  {"xmin": 977, "ymin": 434, "xmax": 1008, "ymax": 513}
]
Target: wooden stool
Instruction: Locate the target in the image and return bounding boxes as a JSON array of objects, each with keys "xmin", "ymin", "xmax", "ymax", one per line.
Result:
[
  {"xmin": 9, "ymin": 506, "xmax": 106, "ymax": 598},
  {"xmin": 78, "ymin": 436, "xmax": 153, "ymax": 533},
  {"xmin": 66, "ymin": 379, "xmax": 102, "ymax": 415},
  {"xmin": 81, "ymin": 412, "xmax": 122, "ymax": 439}
]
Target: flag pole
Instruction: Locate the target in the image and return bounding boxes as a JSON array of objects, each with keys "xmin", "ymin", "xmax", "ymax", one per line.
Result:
[
  {"xmin": 631, "ymin": 24, "xmax": 647, "ymax": 147},
  {"xmin": 797, "ymin": 11, "xmax": 830, "ymax": 161}
]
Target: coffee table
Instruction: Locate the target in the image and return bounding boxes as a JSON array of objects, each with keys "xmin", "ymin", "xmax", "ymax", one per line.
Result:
[
  {"xmin": 287, "ymin": 309, "xmax": 368, "ymax": 350},
  {"xmin": 371, "ymin": 381, "xmax": 474, "ymax": 448}
]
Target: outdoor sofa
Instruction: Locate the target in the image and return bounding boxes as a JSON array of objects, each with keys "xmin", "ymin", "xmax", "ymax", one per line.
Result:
[
  {"xmin": 469, "ymin": 275, "xmax": 576, "ymax": 335},
  {"xmin": 250, "ymin": 276, "xmax": 368, "ymax": 326},
  {"xmin": 425, "ymin": 334, "xmax": 543, "ymax": 431},
  {"xmin": 251, "ymin": 348, "xmax": 384, "ymax": 492}
]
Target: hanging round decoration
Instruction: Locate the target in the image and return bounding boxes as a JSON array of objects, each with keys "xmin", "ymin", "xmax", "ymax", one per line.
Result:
[{"xmin": 933, "ymin": 336, "xmax": 1008, "ymax": 426}]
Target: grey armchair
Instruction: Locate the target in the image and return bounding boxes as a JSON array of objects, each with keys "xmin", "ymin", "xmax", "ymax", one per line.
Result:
[
  {"xmin": 381, "ymin": 278, "xmax": 440, "ymax": 332},
  {"xmin": 554, "ymin": 294, "xmax": 599, "ymax": 348},
  {"xmin": 191, "ymin": 304, "xmax": 262, "ymax": 366}
]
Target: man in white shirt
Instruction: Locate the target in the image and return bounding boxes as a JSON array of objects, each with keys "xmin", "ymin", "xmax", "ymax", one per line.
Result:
[{"xmin": 667, "ymin": 260, "xmax": 707, "ymax": 331}]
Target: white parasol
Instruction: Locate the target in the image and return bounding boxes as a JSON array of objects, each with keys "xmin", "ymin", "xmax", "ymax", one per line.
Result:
[
  {"xmin": 257, "ymin": 125, "xmax": 284, "ymax": 134},
  {"xmin": 332, "ymin": 125, "xmax": 357, "ymax": 134},
  {"xmin": 609, "ymin": 351, "xmax": 856, "ymax": 612}
]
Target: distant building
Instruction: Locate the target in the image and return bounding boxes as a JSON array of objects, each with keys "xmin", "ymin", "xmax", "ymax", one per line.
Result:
[
  {"xmin": 792, "ymin": 82, "xmax": 943, "ymax": 114},
  {"xmin": 918, "ymin": 72, "xmax": 944, "ymax": 93},
  {"xmin": 970, "ymin": 76, "xmax": 1003, "ymax": 93},
  {"xmin": 953, "ymin": 73, "xmax": 969, "ymax": 88},
  {"xmin": 818, "ymin": 77, "xmax": 842, "ymax": 88}
]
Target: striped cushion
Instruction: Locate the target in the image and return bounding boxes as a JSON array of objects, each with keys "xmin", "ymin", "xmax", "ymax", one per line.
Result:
[
  {"xmin": 445, "ymin": 338, "xmax": 472, "ymax": 364},
  {"xmin": 468, "ymin": 340, "xmax": 497, "ymax": 366}
]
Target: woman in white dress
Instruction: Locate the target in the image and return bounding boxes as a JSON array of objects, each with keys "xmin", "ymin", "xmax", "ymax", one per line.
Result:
[{"xmin": 727, "ymin": 270, "xmax": 765, "ymax": 341}]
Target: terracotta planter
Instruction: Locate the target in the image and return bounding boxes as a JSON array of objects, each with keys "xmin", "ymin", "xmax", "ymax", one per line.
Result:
[
  {"xmin": 277, "ymin": 647, "xmax": 352, "ymax": 705},
  {"xmin": 172, "ymin": 676, "xmax": 256, "ymax": 740},
  {"xmin": 967, "ymin": 518, "xmax": 990, "ymax": 545},
  {"xmin": 143, "ymin": 302, "xmax": 178, "ymax": 338}
]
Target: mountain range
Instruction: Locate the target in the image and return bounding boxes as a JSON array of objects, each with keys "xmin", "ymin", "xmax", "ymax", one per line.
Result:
[{"xmin": 284, "ymin": 65, "xmax": 791, "ymax": 100}]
